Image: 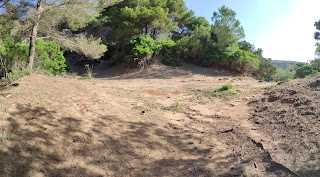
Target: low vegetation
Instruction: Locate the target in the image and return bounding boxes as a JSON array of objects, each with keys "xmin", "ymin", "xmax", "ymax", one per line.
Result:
[{"xmin": 248, "ymin": 73, "xmax": 320, "ymax": 176}]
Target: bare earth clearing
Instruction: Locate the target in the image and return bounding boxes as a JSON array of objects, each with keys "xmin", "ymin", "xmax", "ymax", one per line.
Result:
[{"xmin": 0, "ymin": 64, "xmax": 313, "ymax": 176}]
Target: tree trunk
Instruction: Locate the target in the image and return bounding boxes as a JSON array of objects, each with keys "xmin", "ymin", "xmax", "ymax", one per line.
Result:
[
  {"xmin": 145, "ymin": 24, "xmax": 148, "ymax": 35},
  {"xmin": 27, "ymin": 0, "xmax": 42, "ymax": 70}
]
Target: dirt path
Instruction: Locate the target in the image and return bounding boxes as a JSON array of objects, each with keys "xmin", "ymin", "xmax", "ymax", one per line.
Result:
[{"xmin": 0, "ymin": 65, "xmax": 294, "ymax": 177}]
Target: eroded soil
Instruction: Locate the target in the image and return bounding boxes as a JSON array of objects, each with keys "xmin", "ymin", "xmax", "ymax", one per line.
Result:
[
  {"xmin": 0, "ymin": 64, "xmax": 314, "ymax": 177},
  {"xmin": 248, "ymin": 75, "xmax": 320, "ymax": 177}
]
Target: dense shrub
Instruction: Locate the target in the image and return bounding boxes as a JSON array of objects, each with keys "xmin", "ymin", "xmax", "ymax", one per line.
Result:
[
  {"xmin": 125, "ymin": 35, "xmax": 159, "ymax": 60},
  {"xmin": 160, "ymin": 40, "xmax": 183, "ymax": 67},
  {"xmin": 232, "ymin": 49, "xmax": 259, "ymax": 73},
  {"xmin": 35, "ymin": 39, "xmax": 69, "ymax": 75},
  {"xmin": 273, "ymin": 65, "xmax": 296, "ymax": 81},
  {"xmin": 0, "ymin": 27, "xmax": 29, "ymax": 78},
  {"xmin": 1, "ymin": 35, "xmax": 69, "ymax": 83},
  {"xmin": 125, "ymin": 35, "xmax": 185, "ymax": 67},
  {"xmin": 258, "ymin": 58, "xmax": 277, "ymax": 81},
  {"xmin": 0, "ymin": 69, "xmax": 31, "ymax": 83},
  {"xmin": 311, "ymin": 58, "xmax": 320, "ymax": 71},
  {"xmin": 200, "ymin": 48, "xmax": 259, "ymax": 74},
  {"xmin": 177, "ymin": 25, "xmax": 211, "ymax": 63},
  {"xmin": 124, "ymin": 35, "xmax": 161, "ymax": 68},
  {"xmin": 295, "ymin": 64, "xmax": 318, "ymax": 78}
]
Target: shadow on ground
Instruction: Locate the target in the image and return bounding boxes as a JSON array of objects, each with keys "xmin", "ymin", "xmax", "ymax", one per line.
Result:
[
  {"xmin": 68, "ymin": 60, "xmax": 234, "ymax": 80},
  {"xmin": 0, "ymin": 104, "xmax": 244, "ymax": 177}
]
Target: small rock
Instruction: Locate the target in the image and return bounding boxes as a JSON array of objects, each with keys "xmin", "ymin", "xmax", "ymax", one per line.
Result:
[
  {"xmin": 288, "ymin": 90, "xmax": 297, "ymax": 95},
  {"xmin": 268, "ymin": 94, "xmax": 280, "ymax": 102},
  {"xmin": 281, "ymin": 98, "xmax": 296, "ymax": 104},
  {"xmin": 11, "ymin": 83, "xmax": 19, "ymax": 87}
]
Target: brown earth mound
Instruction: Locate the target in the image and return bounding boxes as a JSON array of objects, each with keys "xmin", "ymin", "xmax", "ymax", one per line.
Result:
[{"xmin": 248, "ymin": 74, "xmax": 320, "ymax": 177}]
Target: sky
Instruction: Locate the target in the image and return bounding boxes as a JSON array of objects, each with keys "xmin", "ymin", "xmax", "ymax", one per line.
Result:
[{"xmin": 184, "ymin": 0, "xmax": 320, "ymax": 62}]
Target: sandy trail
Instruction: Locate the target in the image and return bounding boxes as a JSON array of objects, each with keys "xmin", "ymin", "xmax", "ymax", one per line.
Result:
[{"xmin": 0, "ymin": 65, "xmax": 288, "ymax": 177}]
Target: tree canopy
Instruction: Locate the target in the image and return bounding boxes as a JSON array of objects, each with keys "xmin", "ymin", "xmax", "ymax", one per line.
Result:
[
  {"xmin": 0, "ymin": 0, "xmax": 279, "ymax": 81},
  {"xmin": 211, "ymin": 5, "xmax": 245, "ymax": 51}
]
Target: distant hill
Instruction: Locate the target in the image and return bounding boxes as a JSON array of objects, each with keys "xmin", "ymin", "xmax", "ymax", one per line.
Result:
[{"xmin": 271, "ymin": 60, "xmax": 305, "ymax": 70}]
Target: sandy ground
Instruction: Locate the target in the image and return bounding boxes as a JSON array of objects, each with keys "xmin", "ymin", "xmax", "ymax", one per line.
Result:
[{"xmin": 0, "ymin": 64, "xmax": 297, "ymax": 177}]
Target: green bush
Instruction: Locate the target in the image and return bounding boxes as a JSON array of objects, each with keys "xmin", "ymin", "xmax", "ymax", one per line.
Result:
[
  {"xmin": 160, "ymin": 40, "xmax": 183, "ymax": 67},
  {"xmin": 162, "ymin": 57, "xmax": 183, "ymax": 67},
  {"xmin": 0, "ymin": 27, "xmax": 29, "ymax": 78},
  {"xmin": 258, "ymin": 58, "xmax": 276, "ymax": 81},
  {"xmin": 35, "ymin": 39, "xmax": 69, "ymax": 75},
  {"xmin": 125, "ymin": 35, "xmax": 159, "ymax": 60},
  {"xmin": 295, "ymin": 64, "xmax": 318, "ymax": 78},
  {"xmin": 273, "ymin": 66, "xmax": 296, "ymax": 81},
  {"xmin": 217, "ymin": 84, "xmax": 233, "ymax": 92},
  {"xmin": 0, "ymin": 69, "xmax": 31, "ymax": 83},
  {"xmin": 201, "ymin": 48, "xmax": 259, "ymax": 73}
]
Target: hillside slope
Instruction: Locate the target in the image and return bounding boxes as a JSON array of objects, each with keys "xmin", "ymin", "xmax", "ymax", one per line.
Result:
[
  {"xmin": 248, "ymin": 74, "xmax": 320, "ymax": 176},
  {"xmin": 271, "ymin": 60, "xmax": 303, "ymax": 70}
]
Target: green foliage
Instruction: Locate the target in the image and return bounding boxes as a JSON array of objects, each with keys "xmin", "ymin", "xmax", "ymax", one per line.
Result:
[
  {"xmin": 74, "ymin": 36, "xmax": 108, "ymax": 59},
  {"xmin": 35, "ymin": 39, "xmax": 69, "ymax": 75},
  {"xmin": 274, "ymin": 65, "xmax": 296, "ymax": 81},
  {"xmin": 1, "ymin": 70, "xmax": 31, "ymax": 83},
  {"xmin": 125, "ymin": 35, "xmax": 185, "ymax": 67},
  {"xmin": 311, "ymin": 58, "xmax": 320, "ymax": 70},
  {"xmin": 217, "ymin": 84, "xmax": 233, "ymax": 91},
  {"xmin": 295, "ymin": 64, "xmax": 318, "ymax": 78},
  {"xmin": 201, "ymin": 47, "xmax": 259, "ymax": 73},
  {"xmin": 316, "ymin": 42, "xmax": 320, "ymax": 57},
  {"xmin": 238, "ymin": 40, "xmax": 255, "ymax": 53},
  {"xmin": 211, "ymin": 5, "xmax": 245, "ymax": 51},
  {"xmin": 177, "ymin": 25, "xmax": 211, "ymax": 62},
  {"xmin": 79, "ymin": 76, "xmax": 89, "ymax": 80},
  {"xmin": 259, "ymin": 58, "xmax": 277, "ymax": 81},
  {"xmin": 232, "ymin": 49, "xmax": 259, "ymax": 72},
  {"xmin": 160, "ymin": 40, "xmax": 183, "ymax": 67},
  {"xmin": 0, "ymin": 27, "xmax": 29, "ymax": 78},
  {"xmin": 162, "ymin": 57, "xmax": 183, "ymax": 67},
  {"xmin": 125, "ymin": 35, "xmax": 159, "ymax": 60},
  {"xmin": 204, "ymin": 84, "xmax": 234, "ymax": 99},
  {"xmin": 273, "ymin": 66, "xmax": 296, "ymax": 82},
  {"xmin": 104, "ymin": 0, "xmax": 183, "ymax": 41},
  {"xmin": 314, "ymin": 20, "xmax": 320, "ymax": 41}
]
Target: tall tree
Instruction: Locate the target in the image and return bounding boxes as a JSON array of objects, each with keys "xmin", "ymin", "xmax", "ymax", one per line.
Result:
[
  {"xmin": 314, "ymin": 20, "xmax": 320, "ymax": 57},
  {"xmin": 316, "ymin": 42, "xmax": 320, "ymax": 56},
  {"xmin": 314, "ymin": 20, "xmax": 320, "ymax": 41},
  {"xmin": 211, "ymin": 6, "xmax": 244, "ymax": 51},
  {"xmin": 238, "ymin": 40, "xmax": 255, "ymax": 53},
  {"xmin": 10, "ymin": 0, "xmax": 109, "ymax": 69},
  {"xmin": 103, "ymin": 0, "xmax": 188, "ymax": 41},
  {"xmin": 27, "ymin": 0, "xmax": 42, "ymax": 69}
]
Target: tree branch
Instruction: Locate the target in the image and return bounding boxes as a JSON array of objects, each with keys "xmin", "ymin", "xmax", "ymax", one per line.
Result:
[{"xmin": 36, "ymin": 36, "xmax": 76, "ymax": 44}]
